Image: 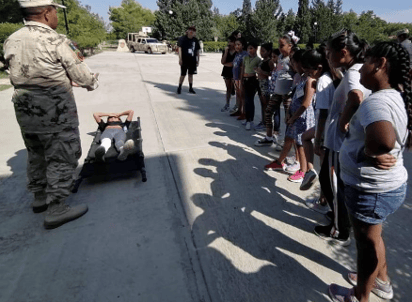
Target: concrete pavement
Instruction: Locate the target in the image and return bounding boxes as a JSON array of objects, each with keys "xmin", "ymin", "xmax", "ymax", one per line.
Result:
[{"xmin": 0, "ymin": 51, "xmax": 411, "ymax": 302}]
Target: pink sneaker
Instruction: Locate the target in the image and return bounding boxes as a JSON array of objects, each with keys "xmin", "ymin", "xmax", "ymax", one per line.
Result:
[
  {"xmin": 288, "ymin": 170, "xmax": 305, "ymax": 183},
  {"xmin": 264, "ymin": 160, "xmax": 285, "ymax": 171}
]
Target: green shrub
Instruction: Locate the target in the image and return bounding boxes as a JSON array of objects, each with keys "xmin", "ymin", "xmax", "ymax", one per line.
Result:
[
  {"xmin": 0, "ymin": 23, "xmax": 24, "ymax": 63},
  {"xmin": 203, "ymin": 41, "xmax": 227, "ymax": 52}
]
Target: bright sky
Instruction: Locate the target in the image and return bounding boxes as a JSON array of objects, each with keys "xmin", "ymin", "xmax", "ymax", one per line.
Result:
[{"xmin": 81, "ymin": 0, "xmax": 412, "ymax": 23}]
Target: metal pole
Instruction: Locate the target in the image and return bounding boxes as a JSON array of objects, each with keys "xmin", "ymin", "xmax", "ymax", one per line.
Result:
[{"xmin": 61, "ymin": 0, "xmax": 69, "ymax": 34}]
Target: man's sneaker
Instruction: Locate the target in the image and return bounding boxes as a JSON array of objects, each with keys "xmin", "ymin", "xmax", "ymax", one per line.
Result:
[
  {"xmin": 314, "ymin": 224, "xmax": 351, "ymax": 247},
  {"xmin": 347, "ymin": 272, "xmax": 394, "ymax": 299},
  {"xmin": 255, "ymin": 137, "xmax": 274, "ymax": 147},
  {"xmin": 264, "ymin": 160, "xmax": 285, "ymax": 171},
  {"xmin": 305, "ymin": 198, "xmax": 330, "ymax": 214},
  {"xmin": 221, "ymin": 104, "xmax": 230, "ymax": 112},
  {"xmin": 329, "ymin": 284, "xmax": 358, "ymax": 302},
  {"xmin": 177, "ymin": 86, "xmax": 182, "ymax": 94},
  {"xmin": 245, "ymin": 121, "xmax": 254, "ymax": 130},
  {"xmin": 189, "ymin": 88, "xmax": 196, "ymax": 94},
  {"xmin": 284, "ymin": 161, "xmax": 300, "ymax": 174},
  {"xmin": 288, "ymin": 170, "xmax": 305, "ymax": 183},
  {"xmin": 118, "ymin": 139, "xmax": 135, "ymax": 161},
  {"xmin": 32, "ymin": 191, "xmax": 48, "ymax": 213},
  {"xmin": 95, "ymin": 145, "xmax": 106, "ymax": 162},
  {"xmin": 44, "ymin": 202, "xmax": 88, "ymax": 229},
  {"xmin": 254, "ymin": 121, "xmax": 266, "ymax": 131},
  {"xmin": 300, "ymin": 168, "xmax": 318, "ymax": 190}
]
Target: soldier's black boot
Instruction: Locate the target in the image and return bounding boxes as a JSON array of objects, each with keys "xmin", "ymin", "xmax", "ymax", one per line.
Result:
[
  {"xmin": 32, "ymin": 191, "xmax": 48, "ymax": 213},
  {"xmin": 44, "ymin": 201, "xmax": 88, "ymax": 229}
]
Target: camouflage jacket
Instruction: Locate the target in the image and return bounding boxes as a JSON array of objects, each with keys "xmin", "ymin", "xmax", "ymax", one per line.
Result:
[{"xmin": 3, "ymin": 21, "xmax": 98, "ymax": 133}]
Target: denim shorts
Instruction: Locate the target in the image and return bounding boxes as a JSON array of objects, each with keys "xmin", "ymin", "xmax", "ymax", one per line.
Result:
[{"xmin": 344, "ymin": 183, "xmax": 407, "ymax": 225}]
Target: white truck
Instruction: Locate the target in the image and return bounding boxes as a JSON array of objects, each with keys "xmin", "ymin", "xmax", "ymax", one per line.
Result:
[{"xmin": 127, "ymin": 32, "xmax": 168, "ymax": 54}]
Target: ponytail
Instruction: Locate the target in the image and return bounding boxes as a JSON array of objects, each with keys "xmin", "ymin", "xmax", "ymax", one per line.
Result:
[
  {"xmin": 328, "ymin": 29, "xmax": 369, "ymax": 63},
  {"xmin": 366, "ymin": 42, "xmax": 412, "ymax": 149}
]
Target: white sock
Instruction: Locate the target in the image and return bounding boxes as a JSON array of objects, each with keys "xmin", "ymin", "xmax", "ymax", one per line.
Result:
[
  {"xmin": 100, "ymin": 138, "xmax": 111, "ymax": 152},
  {"xmin": 265, "ymin": 135, "xmax": 273, "ymax": 141}
]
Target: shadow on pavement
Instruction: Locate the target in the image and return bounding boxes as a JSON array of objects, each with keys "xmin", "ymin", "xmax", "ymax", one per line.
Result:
[{"xmin": 148, "ymin": 77, "xmax": 412, "ymax": 302}]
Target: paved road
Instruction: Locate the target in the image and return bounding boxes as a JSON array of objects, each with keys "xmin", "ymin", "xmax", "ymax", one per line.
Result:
[{"xmin": 0, "ymin": 51, "xmax": 411, "ymax": 302}]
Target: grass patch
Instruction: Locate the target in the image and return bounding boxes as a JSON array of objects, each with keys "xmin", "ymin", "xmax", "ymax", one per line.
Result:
[
  {"xmin": 0, "ymin": 69, "xmax": 9, "ymax": 79},
  {"xmin": 0, "ymin": 84, "xmax": 12, "ymax": 91}
]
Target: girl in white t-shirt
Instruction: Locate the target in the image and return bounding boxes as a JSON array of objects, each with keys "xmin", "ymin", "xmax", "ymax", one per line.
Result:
[
  {"xmin": 329, "ymin": 41, "xmax": 412, "ymax": 302},
  {"xmin": 313, "ymin": 30, "xmax": 370, "ymax": 249}
]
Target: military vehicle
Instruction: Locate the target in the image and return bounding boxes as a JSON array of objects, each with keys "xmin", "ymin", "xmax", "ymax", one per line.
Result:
[{"xmin": 127, "ymin": 32, "xmax": 167, "ymax": 54}]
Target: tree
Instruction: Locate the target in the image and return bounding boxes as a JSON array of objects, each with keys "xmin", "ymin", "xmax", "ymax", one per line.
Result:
[
  {"xmin": 0, "ymin": 0, "xmax": 22, "ymax": 23},
  {"xmin": 251, "ymin": 0, "xmax": 282, "ymax": 43},
  {"xmin": 109, "ymin": 0, "xmax": 155, "ymax": 39},
  {"xmin": 296, "ymin": 0, "xmax": 311, "ymax": 43},
  {"xmin": 153, "ymin": 0, "xmax": 213, "ymax": 41},
  {"xmin": 278, "ymin": 9, "xmax": 296, "ymax": 37},
  {"xmin": 237, "ymin": 0, "xmax": 253, "ymax": 40}
]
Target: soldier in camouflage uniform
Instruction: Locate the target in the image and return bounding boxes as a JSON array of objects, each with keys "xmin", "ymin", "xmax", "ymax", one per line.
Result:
[{"xmin": 3, "ymin": 0, "xmax": 99, "ymax": 228}]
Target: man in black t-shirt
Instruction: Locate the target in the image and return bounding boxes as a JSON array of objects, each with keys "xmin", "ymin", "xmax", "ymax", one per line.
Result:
[
  {"xmin": 177, "ymin": 26, "xmax": 200, "ymax": 94},
  {"xmin": 93, "ymin": 110, "xmax": 135, "ymax": 161}
]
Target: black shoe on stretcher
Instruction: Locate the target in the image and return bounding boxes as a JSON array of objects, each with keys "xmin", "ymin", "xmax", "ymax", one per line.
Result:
[{"xmin": 95, "ymin": 146, "xmax": 105, "ymax": 162}]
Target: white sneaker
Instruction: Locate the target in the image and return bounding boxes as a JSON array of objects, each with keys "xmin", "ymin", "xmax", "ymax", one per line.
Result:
[
  {"xmin": 241, "ymin": 120, "xmax": 248, "ymax": 125},
  {"xmin": 275, "ymin": 143, "xmax": 283, "ymax": 151},
  {"xmin": 284, "ymin": 161, "xmax": 300, "ymax": 174},
  {"xmin": 300, "ymin": 168, "xmax": 318, "ymax": 190},
  {"xmin": 118, "ymin": 139, "xmax": 135, "ymax": 161},
  {"xmin": 305, "ymin": 198, "xmax": 330, "ymax": 214},
  {"xmin": 245, "ymin": 122, "xmax": 254, "ymax": 130}
]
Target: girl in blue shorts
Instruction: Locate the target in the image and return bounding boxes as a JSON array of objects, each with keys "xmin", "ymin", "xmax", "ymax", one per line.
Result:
[{"xmin": 328, "ymin": 42, "xmax": 411, "ymax": 302}]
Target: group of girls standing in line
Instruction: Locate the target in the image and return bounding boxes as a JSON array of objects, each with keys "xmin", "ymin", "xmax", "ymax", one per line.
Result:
[{"xmin": 220, "ymin": 28, "xmax": 412, "ymax": 302}]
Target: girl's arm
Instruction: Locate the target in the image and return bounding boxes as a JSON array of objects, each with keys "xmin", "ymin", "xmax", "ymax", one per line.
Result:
[
  {"xmin": 221, "ymin": 47, "xmax": 229, "ymax": 65},
  {"xmin": 339, "ymin": 89, "xmax": 364, "ymax": 133},
  {"xmin": 93, "ymin": 112, "xmax": 112, "ymax": 123},
  {"xmin": 223, "ymin": 62, "xmax": 233, "ymax": 67},
  {"xmin": 269, "ymin": 60, "xmax": 275, "ymax": 72},
  {"xmin": 314, "ymin": 109, "xmax": 328, "ymax": 155},
  {"xmin": 364, "ymin": 121, "xmax": 396, "ymax": 157},
  {"xmin": 287, "ymin": 78, "xmax": 317, "ymax": 124}
]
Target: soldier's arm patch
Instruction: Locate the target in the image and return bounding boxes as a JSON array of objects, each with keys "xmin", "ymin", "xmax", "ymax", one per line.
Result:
[{"xmin": 67, "ymin": 41, "xmax": 84, "ymax": 62}]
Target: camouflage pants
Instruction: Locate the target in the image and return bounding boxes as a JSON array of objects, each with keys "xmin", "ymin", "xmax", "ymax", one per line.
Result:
[{"xmin": 21, "ymin": 128, "xmax": 82, "ymax": 204}]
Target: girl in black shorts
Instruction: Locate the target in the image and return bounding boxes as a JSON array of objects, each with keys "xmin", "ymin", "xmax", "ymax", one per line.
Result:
[{"xmin": 221, "ymin": 36, "xmax": 237, "ymax": 112}]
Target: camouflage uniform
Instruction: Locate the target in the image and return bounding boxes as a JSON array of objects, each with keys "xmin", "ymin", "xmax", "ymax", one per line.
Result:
[{"xmin": 4, "ymin": 21, "xmax": 98, "ymax": 204}]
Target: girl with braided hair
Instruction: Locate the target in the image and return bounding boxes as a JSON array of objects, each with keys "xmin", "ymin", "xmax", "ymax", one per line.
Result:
[{"xmin": 329, "ymin": 41, "xmax": 411, "ymax": 302}]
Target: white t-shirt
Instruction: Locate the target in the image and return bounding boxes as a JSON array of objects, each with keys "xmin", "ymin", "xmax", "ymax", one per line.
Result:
[
  {"xmin": 314, "ymin": 72, "xmax": 334, "ymax": 111},
  {"xmin": 324, "ymin": 63, "xmax": 371, "ymax": 152},
  {"xmin": 339, "ymin": 89, "xmax": 408, "ymax": 192}
]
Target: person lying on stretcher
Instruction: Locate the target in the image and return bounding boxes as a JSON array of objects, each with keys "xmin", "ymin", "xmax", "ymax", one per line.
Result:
[{"xmin": 93, "ymin": 110, "xmax": 135, "ymax": 161}]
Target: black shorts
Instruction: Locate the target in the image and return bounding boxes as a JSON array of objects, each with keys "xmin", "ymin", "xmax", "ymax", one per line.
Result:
[{"xmin": 181, "ymin": 62, "xmax": 197, "ymax": 76}]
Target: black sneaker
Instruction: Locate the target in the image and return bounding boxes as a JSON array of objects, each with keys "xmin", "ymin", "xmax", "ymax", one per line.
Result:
[
  {"xmin": 189, "ymin": 88, "xmax": 196, "ymax": 94},
  {"xmin": 254, "ymin": 137, "xmax": 274, "ymax": 147},
  {"xmin": 177, "ymin": 86, "xmax": 182, "ymax": 94},
  {"xmin": 95, "ymin": 145, "xmax": 105, "ymax": 162},
  {"xmin": 314, "ymin": 224, "xmax": 351, "ymax": 247}
]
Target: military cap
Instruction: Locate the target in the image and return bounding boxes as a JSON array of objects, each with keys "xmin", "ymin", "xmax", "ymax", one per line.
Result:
[
  {"xmin": 18, "ymin": 0, "xmax": 66, "ymax": 8},
  {"xmin": 397, "ymin": 28, "xmax": 410, "ymax": 37}
]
